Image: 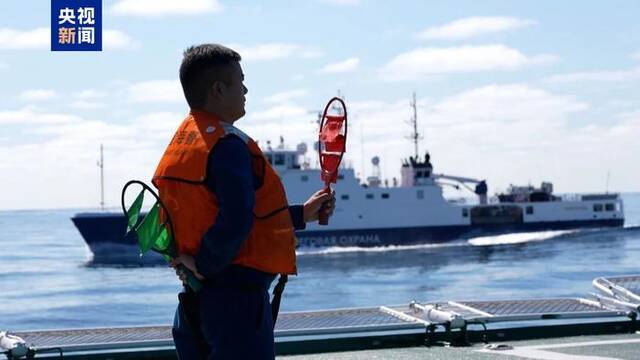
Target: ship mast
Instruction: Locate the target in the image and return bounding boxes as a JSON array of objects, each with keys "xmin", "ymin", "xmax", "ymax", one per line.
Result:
[
  {"xmin": 98, "ymin": 144, "xmax": 105, "ymax": 211},
  {"xmin": 408, "ymin": 92, "xmax": 422, "ymax": 159}
]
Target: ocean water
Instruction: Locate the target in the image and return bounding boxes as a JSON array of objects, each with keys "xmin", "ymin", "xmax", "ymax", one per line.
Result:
[{"xmin": 1, "ymin": 193, "xmax": 639, "ymax": 331}]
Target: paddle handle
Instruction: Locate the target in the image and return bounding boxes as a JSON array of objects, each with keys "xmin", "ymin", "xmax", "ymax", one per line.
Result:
[
  {"xmin": 318, "ymin": 186, "xmax": 331, "ymax": 226},
  {"xmin": 179, "ymin": 264, "xmax": 203, "ymax": 292}
]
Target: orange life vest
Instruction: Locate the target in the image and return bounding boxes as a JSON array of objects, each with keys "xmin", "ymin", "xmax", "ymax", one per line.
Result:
[{"xmin": 152, "ymin": 110, "xmax": 297, "ymax": 275}]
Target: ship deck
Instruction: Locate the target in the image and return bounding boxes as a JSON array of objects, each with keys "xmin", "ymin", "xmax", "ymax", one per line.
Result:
[
  {"xmin": 4, "ymin": 275, "xmax": 640, "ymax": 359},
  {"xmin": 6, "ymin": 313, "xmax": 638, "ymax": 359},
  {"xmin": 284, "ymin": 333, "xmax": 640, "ymax": 359}
]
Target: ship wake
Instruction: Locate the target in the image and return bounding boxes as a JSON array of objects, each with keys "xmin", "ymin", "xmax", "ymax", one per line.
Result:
[
  {"xmin": 467, "ymin": 230, "xmax": 577, "ymax": 246},
  {"xmin": 296, "ymin": 242, "xmax": 466, "ymax": 255}
]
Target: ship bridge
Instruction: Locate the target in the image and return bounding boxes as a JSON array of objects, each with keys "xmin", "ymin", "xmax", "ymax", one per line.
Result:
[
  {"xmin": 262, "ymin": 138, "xmax": 352, "ymax": 175},
  {"xmin": 262, "ymin": 137, "xmax": 310, "ymax": 173}
]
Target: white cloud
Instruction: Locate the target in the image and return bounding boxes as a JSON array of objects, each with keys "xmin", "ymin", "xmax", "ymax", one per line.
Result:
[
  {"xmin": 0, "ymin": 107, "xmax": 81, "ymax": 125},
  {"xmin": 67, "ymin": 89, "xmax": 109, "ymax": 109},
  {"xmin": 240, "ymin": 102, "xmax": 318, "ymax": 158},
  {"xmin": 19, "ymin": 89, "xmax": 58, "ymax": 101},
  {"xmin": 0, "ymin": 108, "xmax": 180, "ymax": 209},
  {"xmin": 333, "ymin": 85, "xmax": 640, "ymax": 194},
  {"xmin": 430, "ymin": 84, "xmax": 589, "ymax": 126},
  {"xmin": 126, "ymin": 80, "xmax": 184, "ymax": 103},
  {"xmin": 31, "ymin": 119, "xmax": 130, "ymax": 138},
  {"xmin": 111, "ymin": 0, "xmax": 223, "ymax": 17},
  {"xmin": 543, "ymin": 66, "xmax": 640, "ymax": 83},
  {"xmin": 1, "ymin": 83, "xmax": 639, "ymax": 209},
  {"xmin": 131, "ymin": 111, "xmax": 183, "ymax": 134},
  {"xmin": 0, "ymin": 27, "xmax": 49, "ymax": 50},
  {"xmin": 241, "ymin": 121, "xmax": 316, "ymax": 151},
  {"xmin": 230, "ymin": 43, "xmax": 323, "ymax": 61},
  {"xmin": 250, "ymin": 104, "xmax": 309, "ymax": 121},
  {"xmin": 317, "ymin": 0, "xmax": 361, "ymax": 6},
  {"xmin": 263, "ymin": 89, "xmax": 308, "ymax": 104},
  {"xmin": 418, "ymin": 16, "xmax": 536, "ymax": 40},
  {"xmin": 70, "ymin": 100, "xmax": 106, "ymax": 109},
  {"xmin": 380, "ymin": 45, "xmax": 557, "ymax": 80},
  {"xmin": 74, "ymin": 89, "xmax": 108, "ymax": 99},
  {"xmin": 0, "ymin": 27, "xmax": 136, "ymax": 50},
  {"xmin": 319, "ymin": 57, "xmax": 360, "ymax": 73},
  {"xmin": 104, "ymin": 30, "xmax": 139, "ymax": 50}
]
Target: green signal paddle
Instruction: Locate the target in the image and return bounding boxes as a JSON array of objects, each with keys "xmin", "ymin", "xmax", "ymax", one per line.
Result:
[{"xmin": 121, "ymin": 180, "xmax": 202, "ymax": 292}]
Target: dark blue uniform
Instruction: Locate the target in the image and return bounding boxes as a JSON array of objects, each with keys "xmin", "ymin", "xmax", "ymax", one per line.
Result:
[{"xmin": 172, "ymin": 135, "xmax": 305, "ymax": 360}]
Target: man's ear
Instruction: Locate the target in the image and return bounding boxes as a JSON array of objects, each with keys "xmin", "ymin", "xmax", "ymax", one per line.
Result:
[{"xmin": 211, "ymin": 81, "xmax": 225, "ymax": 98}]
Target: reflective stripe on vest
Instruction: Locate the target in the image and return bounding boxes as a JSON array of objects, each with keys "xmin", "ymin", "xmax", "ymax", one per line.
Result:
[{"xmin": 152, "ymin": 110, "xmax": 297, "ymax": 275}]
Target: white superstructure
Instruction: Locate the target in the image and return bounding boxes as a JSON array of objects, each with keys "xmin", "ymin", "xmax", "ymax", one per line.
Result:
[{"xmin": 263, "ymin": 141, "xmax": 624, "ymax": 247}]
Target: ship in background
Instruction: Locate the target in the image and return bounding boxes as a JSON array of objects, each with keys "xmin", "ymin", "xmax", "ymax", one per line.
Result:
[
  {"xmin": 72, "ymin": 95, "xmax": 624, "ymax": 260},
  {"xmin": 252, "ymin": 140, "xmax": 623, "ymax": 248}
]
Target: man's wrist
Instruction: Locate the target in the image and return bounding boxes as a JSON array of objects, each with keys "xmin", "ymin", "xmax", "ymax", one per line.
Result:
[{"xmin": 290, "ymin": 205, "xmax": 307, "ymax": 229}]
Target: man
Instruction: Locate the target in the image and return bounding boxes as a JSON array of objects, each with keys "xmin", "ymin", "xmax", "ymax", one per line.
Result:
[{"xmin": 152, "ymin": 44, "xmax": 335, "ymax": 359}]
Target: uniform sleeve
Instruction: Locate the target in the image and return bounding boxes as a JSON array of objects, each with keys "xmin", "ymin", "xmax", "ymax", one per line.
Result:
[
  {"xmin": 288, "ymin": 205, "xmax": 306, "ymax": 230},
  {"xmin": 194, "ymin": 135, "xmax": 255, "ymax": 278}
]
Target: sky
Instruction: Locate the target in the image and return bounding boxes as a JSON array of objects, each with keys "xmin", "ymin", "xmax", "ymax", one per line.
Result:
[{"xmin": 0, "ymin": 0, "xmax": 639, "ymax": 210}]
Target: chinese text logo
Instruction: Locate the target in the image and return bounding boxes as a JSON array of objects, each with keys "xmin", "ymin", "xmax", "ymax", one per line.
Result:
[{"xmin": 51, "ymin": 0, "xmax": 102, "ymax": 51}]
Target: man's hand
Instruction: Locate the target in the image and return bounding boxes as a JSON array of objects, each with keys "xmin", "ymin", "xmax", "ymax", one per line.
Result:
[
  {"xmin": 170, "ymin": 254, "xmax": 206, "ymax": 284},
  {"xmin": 303, "ymin": 189, "xmax": 336, "ymax": 223}
]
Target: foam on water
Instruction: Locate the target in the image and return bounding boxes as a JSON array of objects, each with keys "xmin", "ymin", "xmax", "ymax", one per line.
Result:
[
  {"xmin": 467, "ymin": 230, "xmax": 577, "ymax": 246},
  {"xmin": 296, "ymin": 241, "xmax": 466, "ymax": 255}
]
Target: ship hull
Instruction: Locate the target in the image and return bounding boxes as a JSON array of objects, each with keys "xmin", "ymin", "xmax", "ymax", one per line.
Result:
[
  {"xmin": 72, "ymin": 212, "xmax": 623, "ymax": 262},
  {"xmin": 297, "ymin": 219, "xmax": 624, "ymax": 247}
]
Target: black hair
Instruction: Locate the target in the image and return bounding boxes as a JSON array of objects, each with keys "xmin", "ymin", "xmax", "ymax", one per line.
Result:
[{"xmin": 179, "ymin": 43, "xmax": 241, "ymax": 109}]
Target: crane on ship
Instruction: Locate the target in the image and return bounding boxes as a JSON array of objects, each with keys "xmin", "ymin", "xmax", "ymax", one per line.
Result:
[{"xmin": 432, "ymin": 174, "xmax": 488, "ymax": 204}]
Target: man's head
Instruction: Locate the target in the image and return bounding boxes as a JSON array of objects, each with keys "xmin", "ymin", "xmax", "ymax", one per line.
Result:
[{"xmin": 179, "ymin": 44, "xmax": 248, "ymax": 123}]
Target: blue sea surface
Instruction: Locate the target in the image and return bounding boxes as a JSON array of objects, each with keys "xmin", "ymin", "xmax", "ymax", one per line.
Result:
[{"xmin": 1, "ymin": 193, "xmax": 639, "ymax": 331}]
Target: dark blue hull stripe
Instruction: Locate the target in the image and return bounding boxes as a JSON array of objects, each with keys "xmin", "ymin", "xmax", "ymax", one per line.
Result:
[
  {"xmin": 295, "ymin": 219, "xmax": 624, "ymax": 248},
  {"xmin": 72, "ymin": 214, "xmax": 624, "ymax": 254}
]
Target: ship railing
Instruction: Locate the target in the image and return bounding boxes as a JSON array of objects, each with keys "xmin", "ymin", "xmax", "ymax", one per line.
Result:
[
  {"xmin": 580, "ymin": 193, "xmax": 620, "ymax": 201},
  {"xmin": 560, "ymin": 193, "xmax": 583, "ymax": 202},
  {"xmin": 593, "ymin": 275, "xmax": 640, "ymax": 310},
  {"xmin": 559, "ymin": 193, "xmax": 620, "ymax": 202}
]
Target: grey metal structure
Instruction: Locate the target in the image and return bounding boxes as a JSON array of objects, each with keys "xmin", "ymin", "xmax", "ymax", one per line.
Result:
[
  {"xmin": 276, "ymin": 307, "xmax": 425, "ymax": 337},
  {"xmin": 593, "ymin": 275, "xmax": 640, "ymax": 312},
  {"xmin": 10, "ymin": 326, "xmax": 173, "ymax": 352},
  {"xmin": 406, "ymin": 298, "xmax": 627, "ymax": 325},
  {"xmin": 4, "ymin": 293, "xmax": 636, "ymax": 359}
]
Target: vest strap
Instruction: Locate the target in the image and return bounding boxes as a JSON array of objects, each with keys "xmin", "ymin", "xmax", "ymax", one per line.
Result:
[
  {"xmin": 254, "ymin": 205, "xmax": 289, "ymax": 220},
  {"xmin": 271, "ymin": 274, "xmax": 288, "ymax": 328}
]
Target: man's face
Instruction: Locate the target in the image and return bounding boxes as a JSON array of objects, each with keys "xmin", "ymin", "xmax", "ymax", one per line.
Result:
[{"xmin": 221, "ymin": 61, "xmax": 248, "ymax": 122}]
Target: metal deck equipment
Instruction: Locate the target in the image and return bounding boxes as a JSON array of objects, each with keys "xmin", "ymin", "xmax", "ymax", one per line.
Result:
[
  {"xmin": 593, "ymin": 275, "xmax": 640, "ymax": 313},
  {"xmin": 3, "ymin": 277, "xmax": 640, "ymax": 359}
]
